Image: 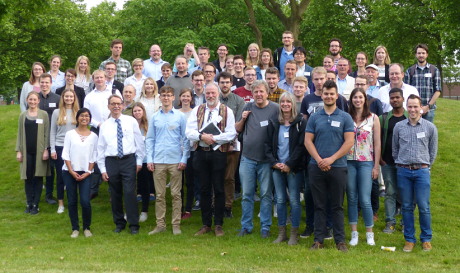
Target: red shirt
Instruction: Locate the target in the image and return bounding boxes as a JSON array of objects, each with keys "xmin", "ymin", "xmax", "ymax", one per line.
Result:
[{"xmin": 233, "ymin": 86, "xmax": 253, "ymax": 103}]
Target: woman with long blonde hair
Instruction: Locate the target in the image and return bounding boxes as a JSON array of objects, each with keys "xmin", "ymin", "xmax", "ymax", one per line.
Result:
[
  {"xmin": 246, "ymin": 43, "xmax": 260, "ymax": 68},
  {"xmin": 137, "ymin": 77, "xmax": 161, "ymax": 120},
  {"xmin": 373, "ymin": 45, "xmax": 391, "ymax": 85},
  {"xmin": 75, "ymin": 56, "xmax": 92, "ymax": 94}
]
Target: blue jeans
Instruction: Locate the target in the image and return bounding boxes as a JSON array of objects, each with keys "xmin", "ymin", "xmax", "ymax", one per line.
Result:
[
  {"xmin": 239, "ymin": 156, "xmax": 273, "ymax": 233},
  {"xmin": 63, "ymin": 171, "xmax": 92, "ymax": 231},
  {"xmin": 423, "ymin": 109, "xmax": 435, "ymax": 123},
  {"xmin": 382, "ymin": 164, "xmax": 398, "ymax": 224},
  {"xmin": 397, "ymin": 166, "xmax": 432, "ymax": 243},
  {"xmin": 272, "ymin": 169, "xmax": 302, "ymax": 227},
  {"xmin": 347, "ymin": 161, "xmax": 374, "ymax": 228}
]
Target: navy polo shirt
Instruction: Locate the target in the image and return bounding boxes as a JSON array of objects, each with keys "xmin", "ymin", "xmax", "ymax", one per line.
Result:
[{"xmin": 305, "ymin": 108, "xmax": 354, "ymax": 167}]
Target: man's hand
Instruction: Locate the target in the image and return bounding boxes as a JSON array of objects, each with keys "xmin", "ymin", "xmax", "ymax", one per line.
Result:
[
  {"xmin": 241, "ymin": 110, "xmax": 251, "ymax": 120},
  {"xmin": 16, "ymin": 152, "xmax": 22, "ymax": 162},
  {"xmin": 51, "ymin": 152, "xmax": 57, "ymax": 160},
  {"xmin": 147, "ymin": 163, "xmax": 155, "ymax": 172},
  {"xmin": 102, "ymin": 172, "xmax": 109, "ymax": 181},
  {"xmin": 281, "ymin": 164, "xmax": 291, "ymax": 173},
  {"xmin": 178, "ymin": 163, "xmax": 186, "ymax": 171},
  {"xmin": 42, "ymin": 150, "xmax": 49, "ymax": 161},
  {"xmin": 318, "ymin": 157, "xmax": 334, "ymax": 169},
  {"xmin": 201, "ymin": 133, "xmax": 215, "ymax": 146}
]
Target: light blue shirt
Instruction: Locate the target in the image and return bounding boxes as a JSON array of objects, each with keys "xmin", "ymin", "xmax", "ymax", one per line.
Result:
[
  {"xmin": 143, "ymin": 58, "xmax": 168, "ymax": 81},
  {"xmin": 146, "ymin": 108, "xmax": 190, "ymax": 164},
  {"xmin": 279, "ymin": 48, "xmax": 294, "ymax": 81},
  {"xmin": 278, "ymin": 79, "xmax": 293, "ymax": 93},
  {"xmin": 277, "ymin": 125, "xmax": 290, "ymax": 163},
  {"xmin": 337, "ymin": 77, "xmax": 347, "ymax": 96},
  {"xmin": 49, "ymin": 70, "xmax": 65, "ymax": 93}
]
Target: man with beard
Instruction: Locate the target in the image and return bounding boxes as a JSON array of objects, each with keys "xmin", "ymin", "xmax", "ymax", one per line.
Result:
[
  {"xmin": 265, "ymin": 67, "xmax": 286, "ymax": 103},
  {"xmin": 329, "ymin": 38, "xmax": 343, "ymax": 65}
]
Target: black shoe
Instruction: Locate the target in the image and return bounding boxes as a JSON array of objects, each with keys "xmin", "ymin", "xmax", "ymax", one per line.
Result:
[
  {"xmin": 261, "ymin": 230, "xmax": 270, "ymax": 239},
  {"xmin": 300, "ymin": 227, "xmax": 314, "ymax": 238},
  {"xmin": 24, "ymin": 205, "xmax": 32, "ymax": 214},
  {"xmin": 224, "ymin": 208, "xmax": 233, "ymax": 218},
  {"xmin": 192, "ymin": 200, "xmax": 200, "ymax": 211},
  {"xmin": 46, "ymin": 195, "xmax": 57, "ymax": 205},
  {"xmin": 113, "ymin": 226, "xmax": 125, "ymax": 233},
  {"xmin": 130, "ymin": 227, "xmax": 139, "ymax": 235},
  {"xmin": 237, "ymin": 228, "xmax": 251, "ymax": 237},
  {"xmin": 30, "ymin": 205, "xmax": 39, "ymax": 215},
  {"xmin": 325, "ymin": 227, "xmax": 333, "ymax": 240}
]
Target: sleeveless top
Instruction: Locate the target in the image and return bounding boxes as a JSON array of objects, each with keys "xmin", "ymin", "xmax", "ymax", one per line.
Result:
[{"xmin": 347, "ymin": 113, "xmax": 375, "ymax": 161}]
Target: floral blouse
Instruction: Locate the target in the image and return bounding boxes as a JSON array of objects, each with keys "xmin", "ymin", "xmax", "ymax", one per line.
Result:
[{"xmin": 347, "ymin": 113, "xmax": 375, "ymax": 162}]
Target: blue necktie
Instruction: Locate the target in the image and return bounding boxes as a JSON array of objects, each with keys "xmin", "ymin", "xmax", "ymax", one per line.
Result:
[{"xmin": 115, "ymin": 119, "xmax": 123, "ymax": 158}]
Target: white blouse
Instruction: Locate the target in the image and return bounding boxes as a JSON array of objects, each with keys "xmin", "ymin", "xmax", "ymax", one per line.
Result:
[{"xmin": 62, "ymin": 129, "xmax": 98, "ymax": 173}]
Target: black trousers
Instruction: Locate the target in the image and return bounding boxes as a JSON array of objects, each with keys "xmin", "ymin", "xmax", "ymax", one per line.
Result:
[
  {"xmin": 106, "ymin": 154, "xmax": 139, "ymax": 229},
  {"xmin": 194, "ymin": 149, "xmax": 227, "ymax": 227},
  {"xmin": 137, "ymin": 163, "xmax": 153, "ymax": 212},
  {"xmin": 308, "ymin": 164, "xmax": 347, "ymax": 244}
]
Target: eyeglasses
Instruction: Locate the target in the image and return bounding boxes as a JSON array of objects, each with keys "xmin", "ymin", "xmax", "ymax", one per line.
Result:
[
  {"xmin": 245, "ymin": 74, "xmax": 256, "ymax": 77},
  {"xmin": 110, "ymin": 103, "xmax": 122, "ymax": 106},
  {"xmin": 160, "ymin": 94, "xmax": 173, "ymax": 98},
  {"xmin": 204, "ymin": 71, "xmax": 215, "ymax": 74}
]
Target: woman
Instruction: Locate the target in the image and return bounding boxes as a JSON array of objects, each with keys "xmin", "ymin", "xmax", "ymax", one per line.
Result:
[
  {"xmin": 373, "ymin": 45, "xmax": 391, "ymax": 85},
  {"xmin": 224, "ymin": 55, "xmax": 235, "ymax": 75},
  {"xmin": 347, "ymin": 88, "xmax": 381, "ymax": 246},
  {"xmin": 137, "ymin": 77, "xmax": 161, "ymax": 121},
  {"xmin": 75, "ymin": 56, "xmax": 92, "ymax": 94},
  {"xmin": 20, "ymin": 62, "xmax": 46, "ymax": 112},
  {"xmin": 16, "ymin": 92, "xmax": 50, "ymax": 215},
  {"xmin": 350, "ymin": 52, "xmax": 368, "ymax": 78},
  {"xmin": 48, "ymin": 55, "xmax": 65, "ymax": 93},
  {"xmin": 323, "ymin": 55, "xmax": 336, "ymax": 72},
  {"xmin": 124, "ymin": 58, "xmax": 147, "ymax": 100},
  {"xmin": 266, "ymin": 92, "xmax": 306, "ymax": 245},
  {"xmin": 55, "ymin": 69, "xmax": 86, "ymax": 109},
  {"xmin": 62, "ymin": 108, "xmax": 98, "ymax": 238},
  {"xmin": 178, "ymin": 88, "xmax": 196, "ymax": 219},
  {"xmin": 246, "ymin": 43, "xmax": 260, "ymax": 68},
  {"xmin": 294, "ymin": 47, "xmax": 312, "ymax": 78},
  {"xmin": 256, "ymin": 48, "xmax": 274, "ymax": 80},
  {"xmin": 132, "ymin": 102, "xmax": 154, "ymax": 222},
  {"xmin": 50, "ymin": 89, "xmax": 79, "ymax": 214}
]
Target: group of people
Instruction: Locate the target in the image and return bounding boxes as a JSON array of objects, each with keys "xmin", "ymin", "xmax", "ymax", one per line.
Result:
[{"xmin": 16, "ymin": 33, "xmax": 439, "ymax": 252}]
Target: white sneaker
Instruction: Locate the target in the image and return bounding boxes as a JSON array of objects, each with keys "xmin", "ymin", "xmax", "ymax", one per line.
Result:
[
  {"xmin": 57, "ymin": 206, "xmax": 65, "ymax": 214},
  {"xmin": 84, "ymin": 229, "xmax": 93, "ymax": 238},
  {"xmin": 349, "ymin": 231, "xmax": 359, "ymax": 246},
  {"xmin": 366, "ymin": 232, "xmax": 375, "ymax": 246},
  {"xmin": 273, "ymin": 204, "xmax": 278, "ymax": 218},
  {"xmin": 139, "ymin": 212, "xmax": 148, "ymax": 222},
  {"xmin": 70, "ymin": 230, "xmax": 79, "ymax": 238},
  {"xmin": 299, "ymin": 192, "xmax": 304, "ymax": 202}
]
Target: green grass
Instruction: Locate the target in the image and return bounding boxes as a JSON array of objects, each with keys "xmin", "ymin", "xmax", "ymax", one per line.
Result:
[{"xmin": 1, "ymin": 99, "xmax": 460, "ymax": 272}]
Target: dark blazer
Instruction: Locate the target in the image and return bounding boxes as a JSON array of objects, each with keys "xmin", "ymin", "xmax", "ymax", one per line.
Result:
[
  {"xmin": 113, "ymin": 80, "xmax": 124, "ymax": 93},
  {"xmin": 56, "ymin": 85, "xmax": 85, "ymax": 108}
]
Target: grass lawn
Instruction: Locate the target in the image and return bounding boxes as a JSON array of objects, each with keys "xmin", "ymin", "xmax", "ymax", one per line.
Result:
[{"xmin": 1, "ymin": 99, "xmax": 459, "ymax": 272}]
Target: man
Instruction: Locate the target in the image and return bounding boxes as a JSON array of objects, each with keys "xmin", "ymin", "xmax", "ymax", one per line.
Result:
[
  {"xmin": 379, "ymin": 88, "xmax": 408, "ymax": 234},
  {"xmin": 336, "ymin": 58, "xmax": 355, "ymax": 100},
  {"xmin": 156, "ymin": 63, "xmax": 172, "ymax": 90},
  {"xmin": 304, "ymin": 80, "xmax": 354, "ymax": 252},
  {"xmin": 56, "ymin": 68, "xmax": 86, "ymax": 108},
  {"xmin": 212, "ymin": 44, "xmax": 228, "ymax": 73},
  {"xmin": 292, "ymin": 76, "xmax": 308, "ymax": 111},
  {"xmin": 232, "ymin": 55, "xmax": 246, "ymax": 89},
  {"xmin": 38, "ymin": 73, "xmax": 60, "ymax": 205},
  {"xmin": 218, "ymin": 72, "xmax": 245, "ymax": 218},
  {"xmin": 277, "ymin": 60, "xmax": 297, "ymax": 93},
  {"xmin": 329, "ymin": 38, "xmax": 343, "ymax": 65},
  {"xmin": 355, "ymin": 75, "xmax": 383, "ymax": 116},
  {"xmin": 326, "ymin": 70, "xmax": 336, "ymax": 82},
  {"xmin": 300, "ymin": 67, "xmax": 348, "ymax": 119},
  {"xmin": 294, "ymin": 46, "xmax": 313, "ymax": 84},
  {"xmin": 404, "ymin": 44, "xmax": 442, "ymax": 122},
  {"xmin": 165, "ymin": 55, "xmax": 193, "ymax": 108},
  {"xmin": 186, "ymin": 83, "xmax": 236, "ymax": 236},
  {"xmin": 146, "ymin": 86, "xmax": 189, "ymax": 235},
  {"xmin": 143, "ymin": 44, "xmax": 168, "ymax": 81},
  {"xmin": 97, "ymin": 95, "xmax": 145, "ymax": 235},
  {"xmin": 392, "ymin": 94, "xmax": 438, "ymax": 252},
  {"xmin": 234, "ymin": 67, "xmax": 257, "ymax": 103},
  {"xmin": 265, "ymin": 67, "xmax": 286, "ymax": 103},
  {"xmin": 379, "ymin": 64, "xmax": 419, "ymax": 112},
  {"xmin": 191, "ymin": 70, "xmax": 206, "ymax": 106},
  {"xmin": 203, "ymin": 63, "xmax": 217, "ymax": 86},
  {"xmin": 190, "ymin": 47, "xmax": 216, "ymax": 74},
  {"xmin": 99, "ymin": 39, "xmax": 133, "ymax": 82},
  {"xmin": 273, "ymin": 31, "xmax": 296, "ymax": 80},
  {"xmin": 104, "ymin": 62, "xmax": 124, "ymax": 93},
  {"xmin": 365, "ymin": 64, "xmax": 383, "ymax": 99},
  {"xmin": 235, "ymin": 80, "xmax": 279, "ymax": 238},
  {"xmin": 121, "ymin": 84, "xmax": 136, "ymax": 116}
]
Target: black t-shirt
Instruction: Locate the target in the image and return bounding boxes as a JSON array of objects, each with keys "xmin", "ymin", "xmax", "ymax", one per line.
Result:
[
  {"xmin": 232, "ymin": 76, "xmax": 246, "ymax": 88},
  {"xmin": 382, "ymin": 115, "xmax": 407, "ymax": 164}
]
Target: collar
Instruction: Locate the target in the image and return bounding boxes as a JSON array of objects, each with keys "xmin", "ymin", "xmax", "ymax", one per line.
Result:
[{"xmin": 174, "ymin": 72, "xmax": 190, "ymax": 78}]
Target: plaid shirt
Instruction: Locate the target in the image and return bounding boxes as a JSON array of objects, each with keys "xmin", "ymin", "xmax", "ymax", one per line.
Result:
[
  {"xmin": 99, "ymin": 57, "xmax": 133, "ymax": 83},
  {"xmin": 268, "ymin": 87, "xmax": 286, "ymax": 103},
  {"xmin": 404, "ymin": 63, "xmax": 441, "ymax": 107}
]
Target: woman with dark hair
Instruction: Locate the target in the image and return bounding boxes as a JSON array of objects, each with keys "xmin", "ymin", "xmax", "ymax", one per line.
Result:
[
  {"xmin": 56, "ymin": 68, "xmax": 86, "ymax": 108},
  {"xmin": 266, "ymin": 92, "xmax": 307, "ymax": 245},
  {"xmin": 349, "ymin": 52, "xmax": 368, "ymax": 78},
  {"xmin": 347, "ymin": 88, "xmax": 381, "ymax": 246},
  {"xmin": 20, "ymin": 62, "xmax": 46, "ymax": 111},
  {"xmin": 256, "ymin": 48, "xmax": 274, "ymax": 80},
  {"xmin": 48, "ymin": 55, "xmax": 65, "ymax": 93},
  {"xmin": 50, "ymin": 89, "xmax": 79, "ymax": 214},
  {"xmin": 16, "ymin": 92, "xmax": 50, "ymax": 215},
  {"xmin": 62, "ymin": 108, "xmax": 98, "ymax": 238}
]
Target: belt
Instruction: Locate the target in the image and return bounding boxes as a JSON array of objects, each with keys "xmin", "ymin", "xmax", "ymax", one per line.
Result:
[
  {"xmin": 197, "ymin": 146, "xmax": 213, "ymax": 152},
  {"xmin": 396, "ymin": 164, "xmax": 429, "ymax": 170},
  {"xmin": 107, "ymin": 153, "xmax": 135, "ymax": 160}
]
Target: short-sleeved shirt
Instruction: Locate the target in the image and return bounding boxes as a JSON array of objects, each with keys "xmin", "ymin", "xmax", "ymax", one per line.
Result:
[
  {"xmin": 305, "ymin": 108, "xmax": 354, "ymax": 167},
  {"xmin": 234, "ymin": 86, "xmax": 253, "ymax": 103}
]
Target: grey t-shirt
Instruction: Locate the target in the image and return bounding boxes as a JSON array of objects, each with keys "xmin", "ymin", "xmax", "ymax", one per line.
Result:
[{"xmin": 240, "ymin": 101, "xmax": 279, "ymax": 162}]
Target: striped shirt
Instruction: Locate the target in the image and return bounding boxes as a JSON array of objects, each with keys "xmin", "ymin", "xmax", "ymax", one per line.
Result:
[
  {"xmin": 392, "ymin": 117, "xmax": 438, "ymax": 166},
  {"xmin": 100, "ymin": 57, "xmax": 133, "ymax": 83}
]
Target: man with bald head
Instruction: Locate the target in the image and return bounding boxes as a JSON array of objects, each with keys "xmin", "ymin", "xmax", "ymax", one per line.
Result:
[
  {"xmin": 143, "ymin": 44, "xmax": 168, "ymax": 81},
  {"xmin": 165, "ymin": 55, "xmax": 193, "ymax": 107}
]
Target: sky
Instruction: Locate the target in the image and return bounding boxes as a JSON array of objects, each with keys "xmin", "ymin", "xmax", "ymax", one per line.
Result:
[{"xmin": 81, "ymin": 0, "xmax": 126, "ymax": 11}]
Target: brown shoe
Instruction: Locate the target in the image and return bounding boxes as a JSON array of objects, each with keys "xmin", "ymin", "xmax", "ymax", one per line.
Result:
[
  {"xmin": 403, "ymin": 241, "xmax": 415, "ymax": 252},
  {"xmin": 336, "ymin": 242, "xmax": 348, "ymax": 252},
  {"xmin": 194, "ymin": 225, "xmax": 212, "ymax": 236},
  {"xmin": 422, "ymin": 242, "xmax": 432, "ymax": 251},
  {"xmin": 215, "ymin": 225, "xmax": 225, "ymax": 237},
  {"xmin": 310, "ymin": 241, "xmax": 324, "ymax": 250}
]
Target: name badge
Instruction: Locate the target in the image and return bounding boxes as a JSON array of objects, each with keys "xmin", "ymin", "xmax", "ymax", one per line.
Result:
[
  {"xmin": 216, "ymin": 115, "xmax": 223, "ymax": 123},
  {"xmin": 36, "ymin": 119, "xmax": 43, "ymax": 124},
  {"xmin": 379, "ymin": 72, "xmax": 385, "ymax": 77},
  {"xmin": 424, "ymin": 73, "xmax": 432, "ymax": 78},
  {"xmin": 49, "ymin": 103, "xmax": 56, "ymax": 107},
  {"xmin": 120, "ymin": 67, "xmax": 127, "ymax": 73},
  {"xmin": 304, "ymin": 72, "xmax": 311, "ymax": 76},
  {"xmin": 331, "ymin": 121, "xmax": 340, "ymax": 127},
  {"xmin": 260, "ymin": 120, "xmax": 268, "ymax": 127},
  {"xmin": 284, "ymin": 132, "xmax": 289, "ymax": 138},
  {"xmin": 417, "ymin": 132, "xmax": 426, "ymax": 138}
]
